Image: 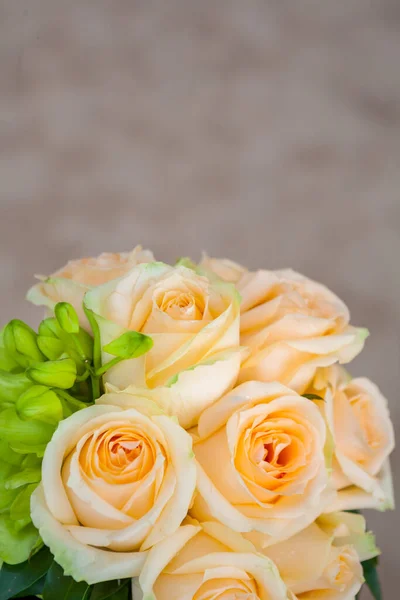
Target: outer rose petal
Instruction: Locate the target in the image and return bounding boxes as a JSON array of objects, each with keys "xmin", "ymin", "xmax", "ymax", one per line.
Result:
[
  {"xmin": 31, "ymin": 486, "xmax": 147, "ymax": 584},
  {"xmin": 27, "ymin": 277, "xmax": 90, "ymax": 329},
  {"xmin": 134, "ymin": 523, "xmax": 289, "ymax": 600}
]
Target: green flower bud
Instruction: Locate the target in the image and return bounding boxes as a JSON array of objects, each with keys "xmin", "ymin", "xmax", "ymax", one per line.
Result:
[
  {"xmin": 38, "ymin": 317, "xmax": 64, "ymax": 339},
  {"xmin": 55, "ymin": 302, "xmax": 80, "ymax": 334},
  {"xmin": 3, "ymin": 320, "xmax": 44, "ymax": 368},
  {"xmin": 16, "ymin": 385, "xmax": 63, "ymax": 426},
  {"xmin": 103, "ymin": 331, "xmax": 154, "ymax": 360},
  {"xmin": 26, "ymin": 358, "xmax": 77, "ymax": 389},
  {"xmin": 37, "ymin": 336, "xmax": 65, "ymax": 360},
  {"xmin": 0, "ymin": 371, "xmax": 32, "ymax": 405},
  {"xmin": 0, "ymin": 408, "xmax": 54, "ymax": 445}
]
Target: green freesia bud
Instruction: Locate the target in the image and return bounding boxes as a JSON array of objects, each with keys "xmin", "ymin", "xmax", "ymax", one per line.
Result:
[
  {"xmin": 103, "ymin": 331, "xmax": 154, "ymax": 360},
  {"xmin": 0, "ymin": 327, "xmax": 19, "ymax": 372},
  {"xmin": 38, "ymin": 317, "xmax": 64, "ymax": 339},
  {"xmin": 3, "ymin": 320, "xmax": 44, "ymax": 368},
  {"xmin": 0, "ymin": 408, "xmax": 55, "ymax": 445},
  {"xmin": 37, "ymin": 336, "xmax": 65, "ymax": 360},
  {"xmin": 26, "ymin": 358, "xmax": 77, "ymax": 389},
  {"xmin": 55, "ymin": 302, "xmax": 80, "ymax": 334},
  {"xmin": 16, "ymin": 385, "xmax": 63, "ymax": 426},
  {"xmin": 0, "ymin": 371, "xmax": 32, "ymax": 405}
]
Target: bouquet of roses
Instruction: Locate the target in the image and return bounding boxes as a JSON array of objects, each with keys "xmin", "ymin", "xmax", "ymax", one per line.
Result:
[{"xmin": 0, "ymin": 246, "xmax": 394, "ymax": 600}]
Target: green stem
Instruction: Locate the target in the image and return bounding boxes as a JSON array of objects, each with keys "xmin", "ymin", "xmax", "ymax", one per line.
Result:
[
  {"xmin": 95, "ymin": 356, "xmax": 123, "ymax": 377},
  {"xmin": 56, "ymin": 389, "xmax": 88, "ymax": 410},
  {"xmin": 83, "ymin": 306, "xmax": 102, "ymax": 371},
  {"xmin": 90, "ymin": 374, "xmax": 101, "ymax": 402},
  {"xmin": 75, "ymin": 368, "xmax": 91, "ymax": 382}
]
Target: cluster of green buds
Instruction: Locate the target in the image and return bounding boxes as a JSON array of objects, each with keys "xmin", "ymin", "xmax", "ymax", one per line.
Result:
[
  {"xmin": 0, "ymin": 304, "xmax": 96, "ymax": 564},
  {"xmin": 0, "ymin": 302, "xmax": 153, "ymax": 565}
]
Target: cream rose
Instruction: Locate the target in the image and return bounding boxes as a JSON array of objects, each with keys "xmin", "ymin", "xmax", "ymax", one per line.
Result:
[
  {"xmin": 132, "ymin": 521, "xmax": 290, "ymax": 600},
  {"xmin": 30, "ymin": 395, "xmax": 196, "ymax": 584},
  {"xmin": 27, "ymin": 246, "xmax": 154, "ymax": 328},
  {"xmin": 312, "ymin": 366, "xmax": 395, "ymax": 511},
  {"xmin": 84, "ymin": 262, "xmax": 241, "ymax": 428},
  {"xmin": 200, "ymin": 259, "xmax": 367, "ymax": 393},
  {"xmin": 251, "ymin": 511, "xmax": 378, "ymax": 599},
  {"xmin": 191, "ymin": 381, "xmax": 332, "ymax": 541},
  {"xmin": 200, "ymin": 253, "xmax": 247, "ymax": 284}
]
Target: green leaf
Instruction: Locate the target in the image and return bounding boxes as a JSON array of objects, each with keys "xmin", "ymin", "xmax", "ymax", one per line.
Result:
[
  {"xmin": 103, "ymin": 331, "xmax": 153, "ymax": 360},
  {"xmin": 362, "ymin": 556, "xmax": 382, "ymax": 600},
  {"xmin": 55, "ymin": 303, "xmax": 80, "ymax": 335},
  {"xmin": 43, "ymin": 561, "xmax": 92, "ymax": 600},
  {"xmin": 0, "ymin": 441, "xmax": 24, "ymax": 467},
  {"xmin": 0, "ymin": 546, "xmax": 52, "ymax": 600},
  {"xmin": 16, "ymin": 385, "xmax": 63, "ymax": 426},
  {"xmin": 0, "ymin": 517, "xmax": 41, "ymax": 565},
  {"xmin": 302, "ymin": 393, "xmax": 325, "ymax": 401},
  {"xmin": 0, "ymin": 372, "xmax": 32, "ymax": 405},
  {"xmin": 0, "ymin": 461, "xmax": 19, "ymax": 512},
  {"xmin": 0, "ymin": 408, "xmax": 55, "ymax": 445},
  {"xmin": 12, "ymin": 574, "xmax": 46, "ymax": 597},
  {"xmin": 91, "ymin": 579, "xmax": 130, "ymax": 600},
  {"xmin": 26, "ymin": 359, "xmax": 77, "ymax": 390},
  {"xmin": 5, "ymin": 469, "xmax": 41, "ymax": 491},
  {"xmin": 9, "ymin": 484, "xmax": 38, "ymax": 523}
]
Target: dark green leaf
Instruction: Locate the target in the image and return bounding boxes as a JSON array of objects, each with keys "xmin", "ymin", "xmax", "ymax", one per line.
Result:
[
  {"xmin": 362, "ymin": 556, "xmax": 382, "ymax": 600},
  {"xmin": 91, "ymin": 579, "xmax": 130, "ymax": 600},
  {"xmin": 302, "ymin": 393, "xmax": 325, "ymax": 401},
  {"xmin": 0, "ymin": 546, "xmax": 52, "ymax": 600},
  {"xmin": 43, "ymin": 561, "xmax": 91, "ymax": 600},
  {"xmin": 12, "ymin": 575, "xmax": 46, "ymax": 597}
]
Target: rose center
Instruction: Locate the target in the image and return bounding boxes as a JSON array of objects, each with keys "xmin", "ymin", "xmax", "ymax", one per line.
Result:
[
  {"xmin": 193, "ymin": 578, "xmax": 259, "ymax": 600},
  {"xmin": 158, "ymin": 290, "xmax": 205, "ymax": 320}
]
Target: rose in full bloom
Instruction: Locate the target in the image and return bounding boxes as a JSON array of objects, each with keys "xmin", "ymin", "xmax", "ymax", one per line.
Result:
[
  {"xmin": 200, "ymin": 258, "xmax": 367, "ymax": 393},
  {"xmin": 250, "ymin": 511, "xmax": 378, "ymax": 599},
  {"xmin": 84, "ymin": 262, "xmax": 241, "ymax": 428},
  {"xmin": 27, "ymin": 246, "xmax": 154, "ymax": 328},
  {"xmin": 311, "ymin": 366, "xmax": 395, "ymax": 511},
  {"xmin": 191, "ymin": 381, "xmax": 332, "ymax": 541},
  {"xmin": 132, "ymin": 520, "xmax": 290, "ymax": 600},
  {"xmin": 30, "ymin": 396, "xmax": 196, "ymax": 584}
]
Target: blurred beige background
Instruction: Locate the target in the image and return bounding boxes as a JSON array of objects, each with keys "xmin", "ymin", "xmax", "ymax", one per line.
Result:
[{"xmin": 0, "ymin": 0, "xmax": 399, "ymax": 596}]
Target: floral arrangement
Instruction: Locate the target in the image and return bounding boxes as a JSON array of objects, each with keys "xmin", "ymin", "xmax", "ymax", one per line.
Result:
[{"xmin": 0, "ymin": 246, "xmax": 394, "ymax": 600}]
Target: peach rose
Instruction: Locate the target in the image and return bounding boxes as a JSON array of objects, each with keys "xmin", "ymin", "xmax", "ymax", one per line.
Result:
[
  {"xmin": 84, "ymin": 262, "xmax": 241, "ymax": 428},
  {"xmin": 199, "ymin": 259, "xmax": 367, "ymax": 394},
  {"xmin": 30, "ymin": 395, "xmax": 196, "ymax": 584},
  {"xmin": 132, "ymin": 521, "xmax": 290, "ymax": 600},
  {"xmin": 27, "ymin": 246, "xmax": 154, "ymax": 328},
  {"xmin": 238, "ymin": 269, "xmax": 367, "ymax": 392},
  {"xmin": 251, "ymin": 511, "xmax": 378, "ymax": 599},
  {"xmin": 312, "ymin": 366, "xmax": 395, "ymax": 511},
  {"xmin": 200, "ymin": 254, "xmax": 247, "ymax": 284},
  {"xmin": 191, "ymin": 381, "xmax": 332, "ymax": 541}
]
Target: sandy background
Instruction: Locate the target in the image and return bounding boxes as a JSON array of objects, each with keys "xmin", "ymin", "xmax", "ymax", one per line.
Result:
[{"xmin": 0, "ymin": 1, "xmax": 399, "ymax": 596}]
